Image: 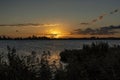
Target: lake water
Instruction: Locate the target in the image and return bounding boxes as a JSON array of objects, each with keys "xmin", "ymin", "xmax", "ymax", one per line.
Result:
[{"xmin": 0, "ymin": 40, "xmax": 120, "ymax": 55}]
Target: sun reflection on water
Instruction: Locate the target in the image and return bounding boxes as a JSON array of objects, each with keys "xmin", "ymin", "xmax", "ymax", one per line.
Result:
[{"xmin": 48, "ymin": 53, "xmax": 61, "ymax": 68}]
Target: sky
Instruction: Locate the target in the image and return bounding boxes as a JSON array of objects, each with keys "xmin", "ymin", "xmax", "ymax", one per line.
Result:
[{"xmin": 0, "ymin": 0, "xmax": 120, "ymax": 38}]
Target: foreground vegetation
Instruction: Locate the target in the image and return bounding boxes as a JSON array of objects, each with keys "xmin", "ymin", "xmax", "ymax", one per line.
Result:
[{"xmin": 0, "ymin": 42, "xmax": 120, "ymax": 80}]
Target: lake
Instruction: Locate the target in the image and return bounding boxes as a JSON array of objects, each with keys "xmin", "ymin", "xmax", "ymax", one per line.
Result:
[{"xmin": 0, "ymin": 40, "xmax": 120, "ymax": 55}]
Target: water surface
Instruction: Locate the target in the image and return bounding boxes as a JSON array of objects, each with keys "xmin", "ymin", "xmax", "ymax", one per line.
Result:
[{"xmin": 0, "ymin": 40, "xmax": 120, "ymax": 55}]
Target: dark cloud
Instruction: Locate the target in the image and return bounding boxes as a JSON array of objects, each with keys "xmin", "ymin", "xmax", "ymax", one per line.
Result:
[
  {"xmin": 98, "ymin": 14, "xmax": 107, "ymax": 20},
  {"xmin": 99, "ymin": 16, "xmax": 103, "ymax": 20},
  {"xmin": 80, "ymin": 23, "xmax": 90, "ymax": 25},
  {"xmin": 114, "ymin": 9, "xmax": 119, "ymax": 12},
  {"xmin": 79, "ymin": 9, "xmax": 119, "ymax": 26},
  {"xmin": 16, "ymin": 30, "xmax": 19, "ymax": 32},
  {"xmin": 110, "ymin": 9, "xmax": 119, "ymax": 14},
  {"xmin": 0, "ymin": 23, "xmax": 43, "ymax": 27},
  {"xmin": 79, "ymin": 14, "xmax": 106, "ymax": 26},
  {"xmin": 92, "ymin": 19, "xmax": 98, "ymax": 23},
  {"xmin": 74, "ymin": 25, "xmax": 120, "ymax": 35}
]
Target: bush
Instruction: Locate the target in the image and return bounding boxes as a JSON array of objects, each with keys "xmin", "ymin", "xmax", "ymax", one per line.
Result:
[{"xmin": 58, "ymin": 42, "xmax": 120, "ymax": 80}]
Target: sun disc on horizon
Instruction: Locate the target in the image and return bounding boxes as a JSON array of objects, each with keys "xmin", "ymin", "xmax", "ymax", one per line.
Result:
[
  {"xmin": 49, "ymin": 29, "xmax": 62, "ymax": 38},
  {"xmin": 51, "ymin": 31, "xmax": 61, "ymax": 38}
]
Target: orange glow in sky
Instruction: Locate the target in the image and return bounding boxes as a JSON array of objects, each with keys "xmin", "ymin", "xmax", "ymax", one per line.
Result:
[{"xmin": 0, "ymin": 0, "xmax": 120, "ymax": 38}]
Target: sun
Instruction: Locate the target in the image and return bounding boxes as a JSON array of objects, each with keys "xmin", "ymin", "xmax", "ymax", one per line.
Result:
[
  {"xmin": 50, "ymin": 31, "xmax": 61, "ymax": 38},
  {"xmin": 44, "ymin": 25, "xmax": 70, "ymax": 38},
  {"xmin": 49, "ymin": 29, "xmax": 62, "ymax": 38}
]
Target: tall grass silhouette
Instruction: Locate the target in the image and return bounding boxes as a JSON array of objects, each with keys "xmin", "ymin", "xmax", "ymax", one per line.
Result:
[{"xmin": 0, "ymin": 42, "xmax": 120, "ymax": 80}]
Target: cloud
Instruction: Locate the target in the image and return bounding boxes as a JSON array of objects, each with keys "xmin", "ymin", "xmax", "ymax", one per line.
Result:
[
  {"xmin": 80, "ymin": 23, "xmax": 90, "ymax": 25},
  {"xmin": 114, "ymin": 9, "xmax": 119, "ymax": 12},
  {"xmin": 80, "ymin": 14, "xmax": 107, "ymax": 26},
  {"xmin": 92, "ymin": 19, "xmax": 98, "ymax": 23},
  {"xmin": 0, "ymin": 23, "xmax": 41, "ymax": 27},
  {"xmin": 43, "ymin": 24, "xmax": 60, "ymax": 27},
  {"xmin": 98, "ymin": 14, "xmax": 107, "ymax": 20},
  {"xmin": 15, "ymin": 30, "xmax": 19, "ymax": 32},
  {"xmin": 0, "ymin": 23, "xmax": 60, "ymax": 27},
  {"xmin": 79, "ymin": 9, "xmax": 119, "ymax": 26},
  {"xmin": 110, "ymin": 9, "xmax": 119, "ymax": 14},
  {"xmin": 73, "ymin": 25, "xmax": 120, "ymax": 35}
]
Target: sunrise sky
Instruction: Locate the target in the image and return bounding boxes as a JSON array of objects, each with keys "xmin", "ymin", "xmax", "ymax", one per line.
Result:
[{"xmin": 0, "ymin": 0, "xmax": 120, "ymax": 38}]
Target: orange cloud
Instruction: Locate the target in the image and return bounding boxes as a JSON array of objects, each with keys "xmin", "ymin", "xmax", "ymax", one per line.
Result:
[
  {"xmin": 79, "ymin": 9, "xmax": 119, "ymax": 26},
  {"xmin": 0, "ymin": 23, "xmax": 60, "ymax": 27},
  {"xmin": 92, "ymin": 19, "xmax": 98, "ymax": 23},
  {"xmin": 80, "ymin": 23, "xmax": 90, "ymax": 25},
  {"xmin": 98, "ymin": 14, "xmax": 107, "ymax": 20}
]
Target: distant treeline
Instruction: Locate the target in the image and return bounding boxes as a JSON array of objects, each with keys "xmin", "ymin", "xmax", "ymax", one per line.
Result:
[
  {"xmin": 0, "ymin": 35, "xmax": 50, "ymax": 40},
  {"xmin": 0, "ymin": 35, "xmax": 120, "ymax": 40}
]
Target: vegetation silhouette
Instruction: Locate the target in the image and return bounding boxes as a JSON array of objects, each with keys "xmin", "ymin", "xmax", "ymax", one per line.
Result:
[
  {"xmin": 0, "ymin": 46, "xmax": 54, "ymax": 80},
  {"xmin": 0, "ymin": 42, "xmax": 120, "ymax": 80},
  {"xmin": 58, "ymin": 42, "xmax": 120, "ymax": 80}
]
